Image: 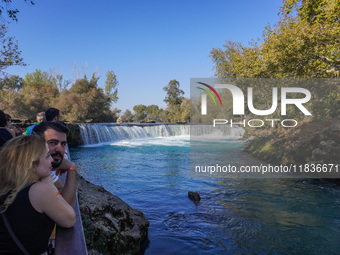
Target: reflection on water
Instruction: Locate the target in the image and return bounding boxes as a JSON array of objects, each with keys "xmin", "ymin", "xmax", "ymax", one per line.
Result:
[{"xmin": 70, "ymin": 137, "xmax": 340, "ymax": 255}]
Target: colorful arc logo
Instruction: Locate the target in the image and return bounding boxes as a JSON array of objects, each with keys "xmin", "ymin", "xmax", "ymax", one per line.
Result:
[{"xmin": 196, "ymin": 82, "xmax": 222, "ymax": 106}]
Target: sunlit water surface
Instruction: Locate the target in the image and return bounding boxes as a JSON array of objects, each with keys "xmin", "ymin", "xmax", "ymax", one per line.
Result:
[{"xmin": 70, "ymin": 136, "xmax": 340, "ymax": 255}]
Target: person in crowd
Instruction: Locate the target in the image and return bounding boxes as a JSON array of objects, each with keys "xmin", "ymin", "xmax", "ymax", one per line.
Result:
[
  {"xmin": 0, "ymin": 135, "xmax": 75, "ymax": 254},
  {"xmin": 24, "ymin": 112, "xmax": 46, "ymax": 135},
  {"xmin": 33, "ymin": 122, "xmax": 77, "ymax": 206},
  {"xmin": 0, "ymin": 110, "xmax": 13, "ymax": 151},
  {"xmin": 45, "ymin": 108, "xmax": 62, "ymax": 122},
  {"xmin": 45, "ymin": 107, "xmax": 70, "ymax": 160},
  {"xmin": 5, "ymin": 114, "xmax": 21, "ymax": 137}
]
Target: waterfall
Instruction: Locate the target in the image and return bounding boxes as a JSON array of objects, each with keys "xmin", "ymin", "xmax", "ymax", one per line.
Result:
[
  {"xmin": 78, "ymin": 123, "xmax": 243, "ymax": 145},
  {"xmin": 78, "ymin": 124, "xmax": 150, "ymax": 145}
]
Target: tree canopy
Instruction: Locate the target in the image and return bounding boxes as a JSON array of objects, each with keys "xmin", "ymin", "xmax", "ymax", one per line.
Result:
[
  {"xmin": 0, "ymin": 23, "xmax": 26, "ymax": 77},
  {"xmin": 57, "ymin": 73, "xmax": 116, "ymax": 122},
  {"xmin": 163, "ymin": 79, "xmax": 184, "ymax": 106},
  {"xmin": 0, "ymin": 1, "xmax": 36, "ymax": 77},
  {"xmin": 210, "ymin": 0, "xmax": 340, "ymax": 78},
  {"xmin": 105, "ymin": 70, "xmax": 119, "ymax": 103},
  {"xmin": 208, "ymin": 0, "xmax": 340, "ymax": 122},
  {"xmin": 0, "ymin": 70, "xmax": 120, "ymax": 122}
]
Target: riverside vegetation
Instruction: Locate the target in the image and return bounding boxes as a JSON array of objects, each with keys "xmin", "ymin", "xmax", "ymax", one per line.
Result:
[
  {"xmin": 1, "ymin": 0, "xmax": 339, "ymax": 253},
  {"xmin": 206, "ymin": 0, "xmax": 340, "ymax": 168}
]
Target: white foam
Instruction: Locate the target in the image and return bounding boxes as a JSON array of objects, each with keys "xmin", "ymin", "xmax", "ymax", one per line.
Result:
[{"xmin": 110, "ymin": 136, "xmax": 190, "ymax": 148}]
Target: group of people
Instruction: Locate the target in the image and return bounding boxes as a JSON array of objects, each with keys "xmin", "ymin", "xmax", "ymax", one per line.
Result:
[{"xmin": 0, "ymin": 108, "xmax": 77, "ymax": 254}]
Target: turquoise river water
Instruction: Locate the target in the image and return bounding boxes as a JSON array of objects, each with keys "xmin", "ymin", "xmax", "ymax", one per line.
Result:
[{"xmin": 70, "ymin": 124, "xmax": 340, "ymax": 255}]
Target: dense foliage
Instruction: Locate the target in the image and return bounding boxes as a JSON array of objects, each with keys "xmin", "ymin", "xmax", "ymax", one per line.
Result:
[
  {"xmin": 207, "ymin": 0, "xmax": 340, "ymax": 122},
  {"xmin": 0, "ymin": 69, "xmax": 119, "ymax": 122},
  {"xmin": 0, "ymin": 70, "xmax": 190, "ymax": 123},
  {"xmin": 210, "ymin": 0, "xmax": 340, "ymax": 78}
]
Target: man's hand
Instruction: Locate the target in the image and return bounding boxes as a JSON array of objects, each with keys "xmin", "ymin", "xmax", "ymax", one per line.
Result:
[
  {"xmin": 52, "ymin": 158, "xmax": 76, "ymax": 176},
  {"xmin": 52, "ymin": 158, "xmax": 77, "ymax": 206}
]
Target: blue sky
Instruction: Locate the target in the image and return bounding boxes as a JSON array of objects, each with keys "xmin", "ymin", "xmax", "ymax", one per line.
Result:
[{"xmin": 6, "ymin": 0, "xmax": 282, "ymax": 112}]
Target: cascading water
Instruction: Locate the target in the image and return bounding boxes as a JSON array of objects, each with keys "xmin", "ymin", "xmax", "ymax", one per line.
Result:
[
  {"xmin": 78, "ymin": 123, "xmax": 150, "ymax": 145},
  {"xmin": 77, "ymin": 123, "xmax": 244, "ymax": 145}
]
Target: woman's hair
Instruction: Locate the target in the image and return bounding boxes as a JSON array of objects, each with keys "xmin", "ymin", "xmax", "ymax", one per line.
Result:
[{"xmin": 0, "ymin": 135, "xmax": 46, "ymax": 212}]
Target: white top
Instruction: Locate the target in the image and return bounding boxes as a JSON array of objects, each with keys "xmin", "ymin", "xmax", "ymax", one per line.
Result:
[{"xmin": 50, "ymin": 144, "xmax": 70, "ymax": 183}]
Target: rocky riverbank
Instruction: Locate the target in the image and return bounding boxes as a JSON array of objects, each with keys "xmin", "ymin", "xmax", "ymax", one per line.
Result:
[
  {"xmin": 76, "ymin": 174, "xmax": 150, "ymax": 255},
  {"xmin": 246, "ymin": 118, "xmax": 339, "ymax": 164},
  {"xmin": 245, "ymin": 118, "xmax": 340, "ymax": 182}
]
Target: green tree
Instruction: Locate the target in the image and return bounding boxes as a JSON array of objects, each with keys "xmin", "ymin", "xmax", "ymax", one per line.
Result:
[
  {"xmin": 180, "ymin": 98, "xmax": 190, "ymax": 123},
  {"xmin": 57, "ymin": 73, "xmax": 116, "ymax": 122},
  {"xmin": 210, "ymin": 0, "xmax": 340, "ymax": 78},
  {"xmin": 120, "ymin": 109, "xmax": 134, "ymax": 123},
  {"xmin": 133, "ymin": 104, "xmax": 147, "ymax": 122},
  {"xmin": 0, "ymin": 89, "xmax": 25, "ymax": 119},
  {"xmin": 159, "ymin": 110, "xmax": 170, "ymax": 123},
  {"xmin": 280, "ymin": 0, "xmax": 340, "ymax": 25},
  {"xmin": 24, "ymin": 69, "xmax": 57, "ymax": 86},
  {"xmin": 0, "ymin": 74, "xmax": 23, "ymax": 90},
  {"xmin": 0, "ymin": 23, "xmax": 26, "ymax": 76},
  {"xmin": 145, "ymin": 105, "xmax": 162, "ymax": 122},
  {"xmin": 69, "ymin": 72, "xmax": 98, "ymax": 94},
  {"xmin": 165, "ymin": 98, "xmax": 190, "ymax": 123},
  {"xmin": 105, "ymin": 70, "xmax": 119, "ymax": 103},
  {"xmin": 163, "ymin": 79, "xmax": 184, "ymax": 107},
  {"xmin": 0, "ymin": 1, "xmax": 35, "ymax": 76},
  {"xmin": 0, "ymin": 74, "xmax": 26, "ymax": 119},
  {"xmin": 209, "ymin": 0, "xmax": 340, "ymax": 121},
  {"xmin": 19, "ymin": 82, "xmax": 59, "ymax": 119}
]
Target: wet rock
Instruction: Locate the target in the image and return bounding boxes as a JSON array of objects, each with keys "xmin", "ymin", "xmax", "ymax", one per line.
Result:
[
  {"xmin": 77, "ymin": 174, "xmax": 149, "ymax": 255},
  {"xmin": 188, "ymin": 191, "xmax": 201, "ymax": 202}
]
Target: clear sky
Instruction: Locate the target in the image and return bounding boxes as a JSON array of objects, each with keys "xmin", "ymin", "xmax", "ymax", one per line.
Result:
[{"xmin": 6, "ymin": 0, "xmax": 283, "ymax": 112}]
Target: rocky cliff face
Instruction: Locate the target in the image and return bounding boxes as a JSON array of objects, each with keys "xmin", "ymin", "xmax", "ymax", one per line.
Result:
[
  {"xmin": 66, "ymin": 123, "xmax": 82, "ymax": 147},
  {"xmin": 76, "ymin": 174, "xmax": 149, "ymax": 255}
]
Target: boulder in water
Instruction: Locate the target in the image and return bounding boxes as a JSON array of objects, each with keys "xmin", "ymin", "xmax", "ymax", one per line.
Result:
[{"xmin": 188, "ymin": 191, "xmax": 201, "ymax": 202}]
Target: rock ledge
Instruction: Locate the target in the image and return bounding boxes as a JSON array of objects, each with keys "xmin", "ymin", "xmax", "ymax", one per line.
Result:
[{"xmin": 77, "ymin": 174, "xmax": 149, "ymax": 255}]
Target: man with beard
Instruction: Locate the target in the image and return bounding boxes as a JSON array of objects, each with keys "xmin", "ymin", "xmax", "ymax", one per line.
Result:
[{"xmin": 33, "ymin": 122, "xmax": 76, "ymax": 206}]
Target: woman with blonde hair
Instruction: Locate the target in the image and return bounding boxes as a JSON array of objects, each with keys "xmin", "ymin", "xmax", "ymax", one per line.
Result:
[{"xmin": 0, "ymin": 135, "xmax": 75, "ymax": 254}]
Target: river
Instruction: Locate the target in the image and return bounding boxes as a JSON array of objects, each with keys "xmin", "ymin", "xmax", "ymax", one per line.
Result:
[{"xmin": 70, "ymin": 124, "xmax": 340, "ymax": 255}]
